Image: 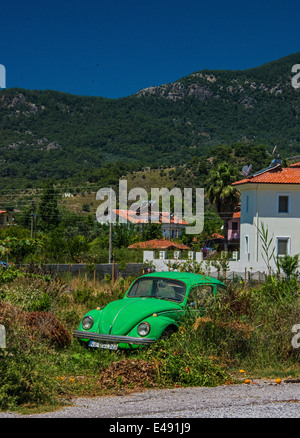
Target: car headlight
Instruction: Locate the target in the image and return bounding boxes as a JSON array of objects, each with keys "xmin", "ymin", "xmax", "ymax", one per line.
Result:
[
  {"xmin": 82, "ymin": 316, "xmax": 94, "ymax": 330},
  {"xmin": 137, "ymin": 322, "xmax": 150, "ymax": 337}
]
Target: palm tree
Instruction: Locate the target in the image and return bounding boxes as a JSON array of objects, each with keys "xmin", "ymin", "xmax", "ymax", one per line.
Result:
[{"xmin": 207, "ymin": 163, "xmax": 240, "ymax": 251}]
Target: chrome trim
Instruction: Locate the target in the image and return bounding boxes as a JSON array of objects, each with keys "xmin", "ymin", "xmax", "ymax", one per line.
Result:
[{"xmin": 73, "ymin": 330, "xmax": 156, "ymax": 345}]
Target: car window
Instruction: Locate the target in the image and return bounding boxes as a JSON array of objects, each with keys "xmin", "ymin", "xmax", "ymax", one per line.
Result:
[
  {"xmin": 128, "ymin": 279, "xmax": 153, "ymax": 297},
  {"xmin": 188, "ymin": 285, "xmax": 214, "ymax": 308},
  {"xmin": 127, "ymin": 277, "xmax": 186, "ymax": 302},
  {"xmin": 154, "ymin": 280, "xmax": 185, "ymax": 301},
  {"xmin": 216, "ymin": 284, "xmax": 226, "ymax": 295}
]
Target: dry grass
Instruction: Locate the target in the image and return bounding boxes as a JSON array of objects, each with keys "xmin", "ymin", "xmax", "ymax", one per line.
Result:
[{"xmin": 193, "ymin": 316, "xmax": 253, "ymax": 339}]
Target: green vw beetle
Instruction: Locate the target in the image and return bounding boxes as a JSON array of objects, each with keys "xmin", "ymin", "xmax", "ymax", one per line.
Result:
[{"xmin": 73, "ymin": 271, "xmax": 226, "ymax": 350}]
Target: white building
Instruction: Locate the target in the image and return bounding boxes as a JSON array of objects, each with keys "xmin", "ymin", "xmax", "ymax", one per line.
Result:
[{"xmin": 232, "ymin": 161, "xmax": 300, "ymax": 265}]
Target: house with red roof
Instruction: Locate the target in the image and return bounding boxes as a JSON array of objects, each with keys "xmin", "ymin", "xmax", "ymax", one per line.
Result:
[
  {"xmin": 128, "ymin": 238, "xmax": 191, "ymax": 263},
  {"xmin": 0, "ymin": 210, "xmax": 13, "ymax": 228},
  {"xmin": 232, "ymin": 161, "xmax": 300, "ymax": 264},
  {"xmin": 113, "ymin": 209, "xmax": 188, "ymax": 239},
  {"xmin": 128, "ymin": 239, "xmax": 190, "ymax": 251}
]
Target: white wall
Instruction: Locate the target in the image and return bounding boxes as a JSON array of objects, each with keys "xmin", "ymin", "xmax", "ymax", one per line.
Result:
[{"xmin": 239, "ymin": 183, "xmax": 300, "ymax": 263}]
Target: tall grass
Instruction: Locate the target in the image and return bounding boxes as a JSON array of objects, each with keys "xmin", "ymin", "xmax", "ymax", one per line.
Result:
[
  {"xmin": 0, "ymin": 269, "xmax": 300, "ymax": 411},
  {"xmin": 201, "ymin": 276, "xmax": 300, "ymax": 372}
]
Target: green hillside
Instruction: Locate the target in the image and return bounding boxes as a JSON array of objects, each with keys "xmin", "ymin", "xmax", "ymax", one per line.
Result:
[{"xmin": 0, "ymin": 51, "xmax": 299, "ymax": 192}]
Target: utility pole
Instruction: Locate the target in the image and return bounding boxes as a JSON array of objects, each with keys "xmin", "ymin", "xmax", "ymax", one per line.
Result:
[
  {"xmin": 30, "ymin": 202, "xmax": 34, "ymax": 238},
  {"xmin": 108, "ymin": 188, "xmax": 113, "ymax": 264},
  {"xmin": 34, "ymin": 213, "xmax": 37, "ymax": 238},
  {"xmin": 109, "ymin": 219, "xmax": 113, "ymax": 263}
]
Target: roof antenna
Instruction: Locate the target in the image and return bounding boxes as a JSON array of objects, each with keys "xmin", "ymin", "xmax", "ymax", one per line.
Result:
[
  {"xmin": 266, "ymin": 145, "xmax": 277, "ymax": 157},
  {"xmin": 242, "ymin": 164, "xmax": 253, "ymax": 177}
]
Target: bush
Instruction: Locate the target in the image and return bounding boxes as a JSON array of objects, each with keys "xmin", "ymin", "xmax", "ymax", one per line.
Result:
[
  {"xmin": 0, "ymin": 348, "xmax": 63, "ymax": 410},
  {"xmin": 71, "ymin": 285, "xmax": 93, "ymax": 304},
  {"xmin": 246, "ymin": 277, "xmax": 300, "ymax": 366},
  {"xmin": 278, "ymin": 254, "xmax": 299, "ymax": 280},
  {"xmin": 1, "ymin": 280, "xmax": 53, "ymax": 312},
  {"xmin": 0, "ymin": 304, "xmax": 68, "ymax": 410},
  {"xmin": 147, "ymin": 328, "xmax": 231, "ymax": 387}
]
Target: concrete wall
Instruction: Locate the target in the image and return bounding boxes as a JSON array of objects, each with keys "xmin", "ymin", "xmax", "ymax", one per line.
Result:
[
  {"xmin": 21, "ymin": 263, "xmax": 146, "ymax": 280},
  {"xmin": 152, "ymin": 259, "xmax": 271, "ymax": 277}
]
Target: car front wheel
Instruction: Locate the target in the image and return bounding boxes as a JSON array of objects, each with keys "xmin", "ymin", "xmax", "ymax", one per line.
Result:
[{"xmin": 161, "ymin": 325, "xmax": 178, "ymax": 339}]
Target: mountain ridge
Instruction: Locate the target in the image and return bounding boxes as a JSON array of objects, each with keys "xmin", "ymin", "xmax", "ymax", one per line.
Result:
[
  {"xmin": 135, "ymin": 51, "xmax": 300, "ymax": 100},
  {"xmin": 0, "ymin": 51, "xmax": 299, "ymax": 189}
]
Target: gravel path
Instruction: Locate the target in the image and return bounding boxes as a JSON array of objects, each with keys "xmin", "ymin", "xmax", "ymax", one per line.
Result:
[{"xmin": 0, "ymin": 380, "xmax": 300, "ymax": 418}]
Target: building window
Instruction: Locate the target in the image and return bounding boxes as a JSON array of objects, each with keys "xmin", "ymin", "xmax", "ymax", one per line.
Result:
[
  {"xmin": 231, "ymin": 221, "xmax": 238, "ymax": 231},
  {"xmin": 277, "ymin": 194, "xmax": 290, "ymax": 213},
  {"xmin": 245, "ymin": 235, "xmax": 249, "ymax": 254},
  {"xmin": 276, "ymin": 237, "xmax": 290, "ymax": 256}
]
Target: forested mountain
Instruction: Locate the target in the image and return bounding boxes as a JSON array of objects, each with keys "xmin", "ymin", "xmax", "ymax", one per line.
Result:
[{"xmin": 0, "ymin": 51, "xmax": 299, "ymax": 190}]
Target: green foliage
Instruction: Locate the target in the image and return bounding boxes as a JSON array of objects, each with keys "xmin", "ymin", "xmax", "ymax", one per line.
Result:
[
  {"xmin": 245, "ymin": 277, "xmax": 300, "ymax": 368},
  {"xmin": 253, "ymin": 275, "xmax": 300, "ymax": 307},
  {"xmin": 0, "ymin": 52, "xmax": 299, "ymax": 191},
  {"xmin": 207, "ymin": 163, "xmax": 239, "ymax": 214},
  {"xmin": 210, "ymin": 252, "xmax": 230, "ymax": 278},
  {"xmin": 152, "ymin": 338, "xmax": 229, "ymax": 387},
  {"xmin": 0, "ymin": 269, "xmax": 300, "ymax": 411},
  {"xmin": 206, "ymin": 163, "xmax": 239, "ymax": 249},
  {"xmin": 38, "ymin": 182, "xmax": 60, "ymax": 231},
  {"xmin": 0, "ymin": 347, "xmax": 63, "ymax": 410},
  {"xmin": 278, "ymin": 254, "xmax": 299, "ymax": 280},
  {"xmin": 0, "ymin": 236, "xmax": 42, "ymax": 263},
  {"xmin": 71, "ymin": 284, "xmax": 94, "ymax": 305},
  {"xmin": 257, "ymin": 222, "xmax": 276, "ymax": 275},
  {"xmin": 0, "ymin": 266, "xmax": 25, "ymax": 287},
  {"xmin": 2, "ymin": 282, "xmax": 52, "ymax": 312}
]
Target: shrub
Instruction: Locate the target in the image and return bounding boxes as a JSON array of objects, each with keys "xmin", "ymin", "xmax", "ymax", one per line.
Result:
[
  {"xmin": 278, "ymin": 254, "xmax": 299, "ymax": 280},
  {"xmin": 71, "ymin": 285, "xmax": 93, "ymax": 304},
  {"xmin": 0, "ymin": 348, "xmax": 63, "ymax": 410},
  {"xmin": 0, "ymin": 305, "xmax": 67, "ymax": 411},
  {"xmin": 148, "ymin": 329, "xmax": 230, "ymax": 387}
]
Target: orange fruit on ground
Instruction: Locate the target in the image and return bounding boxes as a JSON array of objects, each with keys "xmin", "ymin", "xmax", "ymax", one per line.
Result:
[
  {"xmin": 276, "ymin": 378, "xmax": 282, "ymax": 384},
  {"xmin": 244, "ymin": 379, "xmax": 250, "ymax": 384}
]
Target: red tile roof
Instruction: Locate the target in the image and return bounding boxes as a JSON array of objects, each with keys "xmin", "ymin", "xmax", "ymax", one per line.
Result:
[
  {"xmin": 233, "ymin": 164, "xmax": 300, "ymax": 186},
  {"xmin": 128, "ymin": 239, "xmax": 190, "ymax": 250},
  {"xmin": 114, "ymin": 209, "xmax": 188, "ymax": 225},
  {"xmin": 211, "ymin": 233, "xmax": 224, "ymax": 240},
  {"xmin": 114, "ymin": 209, "xmax": 144, "ymax": 224},
  {"xmin": 289, "ymin": 162, "xmax": 300, "ymax": 168}
]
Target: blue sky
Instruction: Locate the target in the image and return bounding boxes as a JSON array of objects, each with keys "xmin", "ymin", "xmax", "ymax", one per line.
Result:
[{"xmin": 1, "ymin": 0, "xmax": 299, "ymax": 98}]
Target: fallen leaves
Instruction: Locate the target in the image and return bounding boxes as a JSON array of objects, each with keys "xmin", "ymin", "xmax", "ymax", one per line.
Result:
[{"xmin": 98, "ymin": 359, "xmax": 157, "ymax": 390}]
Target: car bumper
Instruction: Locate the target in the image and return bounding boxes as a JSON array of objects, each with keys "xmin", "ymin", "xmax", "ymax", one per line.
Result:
[{"xmin": 73, "ymin": 330, "xmax": 156, "ymax": 345}]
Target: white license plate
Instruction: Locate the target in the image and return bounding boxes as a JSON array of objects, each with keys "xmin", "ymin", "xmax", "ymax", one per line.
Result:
[{"xmin": 89, "ymin": 340, "xmax": 118, "ymax": 350}]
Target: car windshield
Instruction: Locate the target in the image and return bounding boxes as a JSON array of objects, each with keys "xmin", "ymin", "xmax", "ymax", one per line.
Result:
[{"xmin": 127, "ymin": 277, "xmax": 186, "ymax": 303}]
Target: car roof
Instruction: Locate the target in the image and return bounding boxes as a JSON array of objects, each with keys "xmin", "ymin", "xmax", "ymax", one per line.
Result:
[{"xmin": 141, "ymin": 271, "xmax": 225, "ymax": 286}]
